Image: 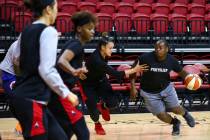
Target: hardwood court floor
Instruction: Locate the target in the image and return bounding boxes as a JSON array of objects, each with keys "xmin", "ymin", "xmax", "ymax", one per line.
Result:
[{"xmin": 0, "ymin": 111, "xmax": 210, "ymax": 140}]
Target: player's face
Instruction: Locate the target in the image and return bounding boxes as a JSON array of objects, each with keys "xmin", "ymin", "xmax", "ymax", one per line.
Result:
[
  {"xmin": 79, "ymin": 22, "xmax": 95, "ymax": 43},
  {"xmin": 155, "ymin": 42, "xmax": 168, "ymax": 60},
  {"xmin": 103, "ymin": 42, "xmax": 114, "ymax": 57},
  {"xmin": 48, "ymin": 0, "xmax": 58, "ymax": 25}
]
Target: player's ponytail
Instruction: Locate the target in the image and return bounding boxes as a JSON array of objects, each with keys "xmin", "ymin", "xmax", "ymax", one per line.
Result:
[{"xmin": 97, "ymin": 32, "xmax": 114, "ymax": 50}]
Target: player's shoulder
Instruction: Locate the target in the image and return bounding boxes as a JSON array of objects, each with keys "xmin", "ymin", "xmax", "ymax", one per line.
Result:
[
  {"xmin": 62, "ymin": 39, "xmax": 83, "ymax": 55},
  {"xmin": 140, "ymin": 52, "xmax": 153, "ymax": 59},
  {"xmin": 90, "ymin": 49, "xmax": 103, "ymax": 62},
  {"xmin": 167, "ymin": 54, "xmax": 177, "ymax": 60},
  {"xmin": 42, "ymin": 26, "xmax": 58, "ymax": 35},
  {"xmin": 65, "ymin": 39, "xmax": 81, "ymax": 48}
]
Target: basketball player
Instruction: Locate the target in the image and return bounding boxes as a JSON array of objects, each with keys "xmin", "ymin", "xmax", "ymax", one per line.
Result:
[
  {"xmin": 0, "ymin": 41, "xmax": 22, "ymax": 135},
  {"xmin": 48, "ymin": 11, "xmax": 97, "ymax": 140},
  {"xmin": 79, "ymin": 36, "xmax": 148, "ymax": 135},
  {"xmin": 130, "ymin": 40, "xmax": 196, "ymax": 135},
  {"xmin": 9, "ymin": 0, "xmax": 78, "ymax": 139}
]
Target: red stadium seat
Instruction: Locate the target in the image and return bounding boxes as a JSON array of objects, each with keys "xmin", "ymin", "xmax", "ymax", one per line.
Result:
[
  {"xmin": 183, "ymin": 54, "xmax": 199, "ymax": 60},
  {"xmin": 151, "ymin": 13, "xmax": 168, "ymax": 35},
  {"xmin": 116, "ymin": 2, "xmax": 133, "ymax": 14},
  {"xmin": 97, "ymin": 2, "xmax": 115, "ymax": 15},
  {"xmin": 169, "ymin": 14, "xmax": 187, "ymax": 34},
  {"xmin": 109, "ymin": 54, "xmax": 123, "ymax": 60},
  {"xmin": 113, "ymin": 13, "xmax": 132, "ymax": 34},
  {"xmin": 78, "ymin": 2, "xmax": 96, "ymax": 13},
  {"xmin": 125, "ymin": 55, "xmax": 139, "ymax": 60},
  {"xmin": 205, "ymin": 13, "xmax": 210, "ymax": 31},
  {"xmin": 133, "ymin": 3, "xmax": 152, "ymax": 15},
  {"xmin": 63, "ymin": 0, "xmax": 81, "ymax": 2},
  {"xmin": 121, "ymin": 0, "xmax": 136, "ymax": 4},
  {"xmin": 13, "ymin": 12, "xmax": 32, "ymax": 33},
  {"xmin": 206, "ymin": 4, "xmax": 210, "ymax": 14},
  {"xmin": 189, "ymin": 3, "xmax": 205, "ymax": 15},
  {"xmin": 183, "ymin": 65, "xmax": 201, "ymax": 75},
  {"xmin": 156, "ymin": 0, "xmax": 172, "ymax": 4},
  {"xmin": 132, "ymin": 13, "xmax": 150, "ymax": 35},
  {"xmin": 0, "ymin": 0, "xmax": 18, "ymax": 21},
  {"xmin": 17, "ymin": 0, "xmax": 24, "ymax": 7},
  {"xmin": 59, "ymin": 2, "xmax": 77, "ymax": 15},
  {"xmin": 170, "ymin": 3, "xmax": 188, "ymax": 15},
  {"xmin": 170, "ymin": 71, "xmax": 179, "ymax": 80},
  {"xmin": 152, "ymin": 3, "xmax": 170, "ymax": 15},
  {"xmin": 117, "ymin": 64, "xmax": 131, "ymax": 71},
  {"xmin": 139, "ymin": 0, "xmax": 154, "ymax": 4},
  {"xmin": 193, "ymin": 63, "xmax": 208, "ymax": 71},
  {"xmin": 103, "ymin": 0, "xmax": 119, "ymax": 3},
  {"xmin": 192, "ymin": 0, "xmax": 206, "ymax": 5},
  {"xmin": 174, "ymin": 0, "xmax": 188, "ymax": 4},
  {"xmin": 83, "ymin": 0, "xmax": 100, "ymax": 3},
  {"xmin": 95, "ymin": 13, "xmax": 113, "ymax": 33},
  {"xmin": 56, "ymin": 12, "xmax": 72, "ymax": 34},
  {"xmin": 200, "ymin": 54, "xmax": 210, "ymax": 60},
  {"xmin": 187, "ymin": 14, "xmax": 205, "ymax": 35}
]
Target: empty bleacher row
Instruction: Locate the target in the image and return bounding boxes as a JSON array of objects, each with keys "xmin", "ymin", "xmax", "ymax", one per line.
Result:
[{"xmin": 0, "ymin": 0, "xmax": 210, "ymax": 34}]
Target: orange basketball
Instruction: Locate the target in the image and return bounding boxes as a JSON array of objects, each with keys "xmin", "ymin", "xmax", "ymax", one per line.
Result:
[{"xmin": 184, "ymin": 74, "xmax": 202, "ymax": 90}]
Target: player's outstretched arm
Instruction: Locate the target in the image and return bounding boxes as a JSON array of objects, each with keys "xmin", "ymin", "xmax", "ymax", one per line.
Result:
[{"xmin": 178, "ymin": 70, "xmax": 189, "ymax": 79}]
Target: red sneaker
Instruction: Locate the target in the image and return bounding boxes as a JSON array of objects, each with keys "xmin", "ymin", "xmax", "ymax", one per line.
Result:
[
  {"xmin": 97, "ymin": 101, "xmax": 110, "ymax": 121},
  {"xmin": 95, "ymin": 122, "xmax": 106, "ymax": 135}
]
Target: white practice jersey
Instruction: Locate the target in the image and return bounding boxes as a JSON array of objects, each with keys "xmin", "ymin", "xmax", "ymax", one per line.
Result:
[{"xmin": 0, "ymin": 41, "xmax": 18, "ymax": 75}]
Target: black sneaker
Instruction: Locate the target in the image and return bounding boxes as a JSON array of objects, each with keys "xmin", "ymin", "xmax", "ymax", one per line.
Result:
[
  {"xmin": 183, "ymin": 111, "xmax": 195, "ymax": 127},
  {"xmin": 172, "ymin": 118, "xmax": 181, "ymax": 136}
]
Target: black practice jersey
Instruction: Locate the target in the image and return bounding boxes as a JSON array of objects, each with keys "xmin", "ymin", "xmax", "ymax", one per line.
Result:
[
  {"xmin": 81, "ymin": 49, "xmax": 125, "ymax": 85},
  {"xmin": 137, "ymin": 52, "xmax": 182, "ymax": 93},
  {"xmin": 58, "ymin": 39, "xmax": 84, "ymax": 87}
]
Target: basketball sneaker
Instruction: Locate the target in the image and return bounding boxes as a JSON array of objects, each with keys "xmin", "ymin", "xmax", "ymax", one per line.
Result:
[
  {"xmin": 97, "ymin": 101, "xmax": 110, "ymax": 121},
  {"xmin": 183, "ymin": 111, "xmax": 195, "ymax": 127},
  {"xmin": 172, "ymin": 118, "xmax": 181, "ymax": 136},
  {"xmin": 95, "ymin": 122, "xmax": 106, "ymax": 135}
]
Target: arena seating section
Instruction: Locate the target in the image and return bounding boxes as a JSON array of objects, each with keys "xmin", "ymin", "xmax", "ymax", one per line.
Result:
[{"xmin": 0, "ymin": 0, "xmax": 210, "ymax": 115}]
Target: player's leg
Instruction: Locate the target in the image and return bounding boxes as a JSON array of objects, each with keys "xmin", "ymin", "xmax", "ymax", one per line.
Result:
[
  {"xmin": 48, "ymin": 94, "xmax": 88, "ymax": 139},
  {"xmin": 98, "ymin": 79, "xmax": 118, "ymax": 121},
  {"xmin": 47, "ymin": 109, "xmax": 68, "ymax": 140},
  {"xmin": 1, "ymin": 71, "xmax": 22, "ymax": 134},
  {"xmin": 9, "ymin": 98, "xmax": 68, "ymax": 140},
  {"xmin": 71, "ymin": 117, "xmax": 90, "ymax": 140},
  {"xmin": 140, "ymin": 88, "xmax": 181, "ymax": 135},
  {"xmin": 164, "ymin": 83, "xmax": 195, "ymax": 127},
  {"xmin": 82, "ymin": 85, "xmax": 105, "ymax": 135}
]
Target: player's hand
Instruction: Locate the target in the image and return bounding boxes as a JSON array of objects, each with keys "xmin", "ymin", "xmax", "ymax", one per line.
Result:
[
  {"xmin": 79, "ymin": 73, "xmax": 87, "ymax": 80},
  {"xmin": 72, "ymin": 67, "xmax": 88, "ymax": 77},
  {"xmin": 133, "ymin": 63, "xmax": 149, "ymax": 73},
  {"xmin": 66, "ymin": 93, "xmax": 79, "ymax": 106},
  {"xmin": 130, "ymin": 87, "xmax": 138, "ymax": 101}
]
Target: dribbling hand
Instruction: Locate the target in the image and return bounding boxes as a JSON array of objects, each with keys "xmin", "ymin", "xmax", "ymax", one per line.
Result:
[{"xmin": 66, "ymin": 93, "xmax": 79, "ymax": 106}]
